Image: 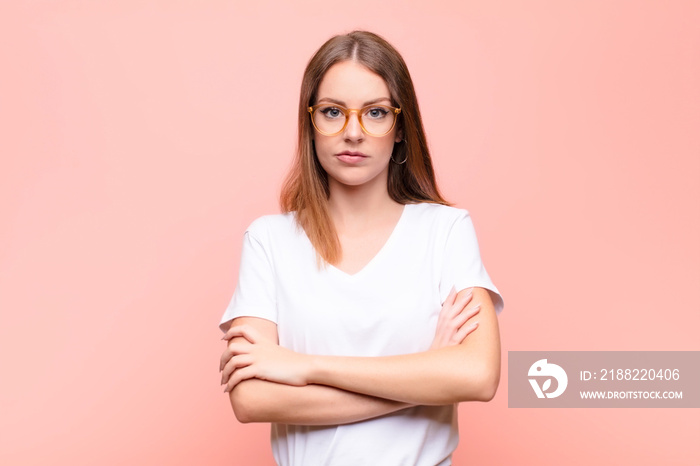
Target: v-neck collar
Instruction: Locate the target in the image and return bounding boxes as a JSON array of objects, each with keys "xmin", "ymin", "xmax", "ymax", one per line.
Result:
[{"xmin": 327, "ymin": 203, "xmax": 410, "ymax": 279}]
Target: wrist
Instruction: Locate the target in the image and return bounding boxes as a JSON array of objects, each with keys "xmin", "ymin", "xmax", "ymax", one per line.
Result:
[{"xmin": 306, "ymin": 354, "xmax": 325, "ymax": 385}]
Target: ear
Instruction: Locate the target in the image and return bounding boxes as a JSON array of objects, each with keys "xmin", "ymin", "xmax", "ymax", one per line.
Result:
[{"xmin": 395, "ymin": 126, "xmax": 404, "ymax": 144}]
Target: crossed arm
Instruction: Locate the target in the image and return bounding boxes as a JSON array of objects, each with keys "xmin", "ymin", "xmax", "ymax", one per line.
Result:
[{"xmin": 219, "ymin": 287, "xmax": 500, "ymax": 425}]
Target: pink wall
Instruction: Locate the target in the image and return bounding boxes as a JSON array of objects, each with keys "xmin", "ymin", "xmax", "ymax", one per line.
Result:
[{"xmin": 1, "ymin": 1, "xmax": 698, "ymax": 464}]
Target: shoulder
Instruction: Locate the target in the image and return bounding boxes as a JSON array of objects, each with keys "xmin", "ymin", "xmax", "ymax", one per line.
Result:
[
  {"xmin": 407, "ymin": 203, "xmax": 472, "ymax": 228},
  {"xmin": 245, "ymin": 212, "xmax": 297, "ymax": 238},
  {"xmin": 243, "ymin": 212, "xmax": 305, "ymax": 254}
]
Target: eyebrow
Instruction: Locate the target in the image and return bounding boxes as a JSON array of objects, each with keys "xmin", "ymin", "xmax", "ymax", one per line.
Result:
[{"xmin": 316, "ymin": 97, "xmax": 392, "ymax": 106}]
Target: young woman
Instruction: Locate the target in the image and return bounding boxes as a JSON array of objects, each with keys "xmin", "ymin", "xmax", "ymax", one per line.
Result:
[{"xmin": 219, "ymin": 31, "xmax": 503, "ymax": 466}]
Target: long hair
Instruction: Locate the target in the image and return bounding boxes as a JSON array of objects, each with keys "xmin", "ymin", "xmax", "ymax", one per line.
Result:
[{"xmin": 280, "ymin": 31, "xmax": 448, "ymax": 265}]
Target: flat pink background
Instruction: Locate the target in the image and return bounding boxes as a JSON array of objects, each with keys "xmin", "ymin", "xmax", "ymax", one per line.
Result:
[{"xmin": 1, "ymin": 1, "xmax": 698, "ymax": 465}]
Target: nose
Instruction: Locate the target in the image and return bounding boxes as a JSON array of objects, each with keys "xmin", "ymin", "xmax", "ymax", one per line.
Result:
[{"xmin": 343, "ymin": 110, "xmax": 364, "ymax": 142}]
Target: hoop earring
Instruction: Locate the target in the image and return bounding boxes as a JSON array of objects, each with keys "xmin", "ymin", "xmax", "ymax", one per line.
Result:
[{"xmin": 391, "ymin": 151, "xmax": 407, "ymax": 164}]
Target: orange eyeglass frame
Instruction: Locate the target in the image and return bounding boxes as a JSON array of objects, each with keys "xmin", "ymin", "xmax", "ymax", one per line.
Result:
[{"xmin": 307, "ymin": 104, "xmax": 402, "ymax": 136}]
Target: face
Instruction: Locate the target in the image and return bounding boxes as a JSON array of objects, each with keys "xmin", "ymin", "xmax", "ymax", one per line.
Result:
[{"xmin": 312, "ymin": 60, "xmax": 401, "ymax": 193}]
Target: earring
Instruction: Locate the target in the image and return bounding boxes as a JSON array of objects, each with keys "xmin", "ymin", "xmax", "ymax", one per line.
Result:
[{"xmin": 391, "ymin": 152, "xmax": 407, "ymax": 164}]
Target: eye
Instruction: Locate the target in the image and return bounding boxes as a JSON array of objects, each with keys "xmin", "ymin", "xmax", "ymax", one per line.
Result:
[
  {"xmin": 319, "ymin": 106, "xmax": 344, "ymax": 119},
  {"xmin": 364, "ymin": 106, "xmax": 389, "ymax": 120}
]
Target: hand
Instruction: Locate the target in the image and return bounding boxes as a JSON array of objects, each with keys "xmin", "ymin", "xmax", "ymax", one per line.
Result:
[
  {"xmin": 430, "ymin": 287, "xmax": 481, "ymax": 350},
  {"xmin": 220, "ymin": 324, "xmax": 311, "ymax": 392}
]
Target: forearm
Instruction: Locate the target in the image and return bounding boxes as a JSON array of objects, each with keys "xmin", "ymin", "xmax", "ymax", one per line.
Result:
[
  {"xmin": 308, "ymin": 288, "xmax": 501, "ymax": 405},
  {"xmin": 230, "ymin": 378, "xmax": 411, "ymax": 425},
  {"xmin": 308, "ymin": 344, "xmax": 499, "ymax": 405},
  {"xmin": 222, "ymin": 290, "xmax": 500, "ymax": 409}
]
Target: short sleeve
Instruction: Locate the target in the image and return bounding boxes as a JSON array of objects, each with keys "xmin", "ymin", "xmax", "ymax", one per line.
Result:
[
  {"xmin": 219, "ymin": 224, "xmax": 278, "ymax": 332},
  {"xmin": 439, "ymin": 211, "xmax": 504, "ymax": 314}
]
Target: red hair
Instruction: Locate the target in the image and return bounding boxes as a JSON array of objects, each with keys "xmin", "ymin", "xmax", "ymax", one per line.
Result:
[{"xmin": 280, "ymin": 31, "xmax": 448, "ymax": 265}]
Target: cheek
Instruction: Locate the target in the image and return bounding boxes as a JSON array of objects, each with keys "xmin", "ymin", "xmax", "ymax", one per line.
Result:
[
  {"xmin": 312, "ymin": 136, "xmax": 331, "ymax": 160},
  {"xmin": 380, "ymin": 138, "xmax": 397, "ymax": 158},
  {"xmin": 311, "ymin": 137, "xmax": 333, "ymax": 173}
]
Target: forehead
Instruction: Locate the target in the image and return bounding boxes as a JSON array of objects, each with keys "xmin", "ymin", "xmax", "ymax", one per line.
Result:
[{"xmin": 316, "ymin": 60, "xmax": 391, "ymax": 105}]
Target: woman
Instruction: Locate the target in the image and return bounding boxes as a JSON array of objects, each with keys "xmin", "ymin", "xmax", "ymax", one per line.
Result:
[{"xmin": 219, "ymin": 31, "xmax": 503, "ymax": 466}]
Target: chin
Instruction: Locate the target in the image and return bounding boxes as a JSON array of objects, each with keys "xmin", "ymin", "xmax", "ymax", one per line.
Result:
[
  {"xmin": 330, "ymin": 172, "xmax": 387, "ymax": 189},
  {"xmin": 334, "ymin": 176, "xmax": 373, "ymax": 187}
]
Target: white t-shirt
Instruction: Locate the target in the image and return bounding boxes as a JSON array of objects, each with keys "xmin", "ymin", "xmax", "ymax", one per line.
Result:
[{"xmin": 220, "ymin": 202, "xmax": 503, "ymax": 466}]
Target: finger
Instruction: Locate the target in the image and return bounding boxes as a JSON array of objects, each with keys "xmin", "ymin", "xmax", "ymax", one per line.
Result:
[
  {"xmin": 222, "ymin": 324, "xmax": 260, "ymax": 344},
  {"xmin": 219, "ymin": 347, "xmax": 234, "ymax": 372},
  {"xmin": 454, "ymin": 288, "xmax": 474, "ymax": 309},
  {"xmin": 443, "ymin": 286, "xmax": 457, "ymax": 307},
  {"xmin": 219, "ymin": 339, "xmax": 248, "ymax": 371},
  {"xmin": 220, "ymin": 339, "xmax": 248, "ymax": 368},
  {"xmin": 443, "ymin": 288, "xmax": 474, "ymax": 322},
  {"xmin": 441, "ymin": 290, "xmax": 473, "ymax": 323},
  {"xmin": 220, "ymin": 339, "xmax": 255, "ymax": 370},
  {"xmin": 222, "ymin": 324, "xmax": 257, "ymax": 343},
  {"xmin": 452, "ymin": 304, "xmax": 481, "ymax": 329},
  {"xmin": 221, "ymin": 354, "xmax": 254, "ymax": 385},
  {"xmin": 453, "ymin": 321, "xmax": 479, "ymax": 344},
  {"xmin": 226, "ymin": 341, "xmax": 253, "ymax": 356},
  {"xmin": 224, "ymin": 366, "xmax": 256, "ymax": 393}
]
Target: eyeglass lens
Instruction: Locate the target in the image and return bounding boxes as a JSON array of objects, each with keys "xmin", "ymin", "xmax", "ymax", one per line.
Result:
[{"xmin": 313, "ymin": 105, "xmax": 396, "ymax": 136}]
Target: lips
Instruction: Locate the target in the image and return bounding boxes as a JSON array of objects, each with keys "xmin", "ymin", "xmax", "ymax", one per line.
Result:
[{"xmin": 336, "ymin": 151, "xmax": 367, "ymax": 164}]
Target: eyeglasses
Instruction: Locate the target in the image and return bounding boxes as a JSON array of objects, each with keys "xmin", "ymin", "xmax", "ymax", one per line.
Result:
[{"xmin": 308, "ymin": 103, "xmax": 401, "ymax": 137}]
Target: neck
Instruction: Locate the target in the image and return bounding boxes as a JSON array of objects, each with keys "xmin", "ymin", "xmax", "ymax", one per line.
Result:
[{"xmin": 327, "ymin": 174, "xmax": 400, "ymax": 230}]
